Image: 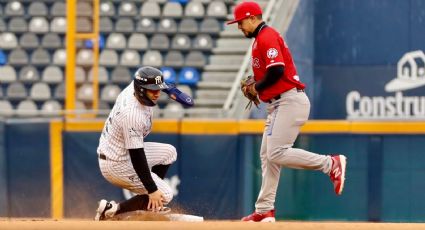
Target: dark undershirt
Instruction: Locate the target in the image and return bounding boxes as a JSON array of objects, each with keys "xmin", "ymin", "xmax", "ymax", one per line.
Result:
[
  {"xmin": 254, "ymin": 65, "xmax": 284, "ymax": 92},
  {"xmin": 129, "ymin": 148, "xmax": 157, "ymax": 194}
]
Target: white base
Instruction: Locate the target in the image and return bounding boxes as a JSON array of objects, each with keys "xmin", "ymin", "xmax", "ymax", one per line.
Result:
[{"xmin": 165, "ymin": 214, "xmax": 204, "ymax": 222}]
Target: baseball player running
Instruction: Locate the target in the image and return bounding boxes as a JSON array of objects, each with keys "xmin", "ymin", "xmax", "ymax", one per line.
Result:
[
  {"xmin": 228, "ymin": 1, "xmax": 347, "ymax": 222},
  {"xmin": 95, "ymin": 66, "xmax": 178, "ymax": 220}
]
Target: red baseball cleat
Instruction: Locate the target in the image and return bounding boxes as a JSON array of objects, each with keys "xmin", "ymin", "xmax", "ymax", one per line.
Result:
[
  {"xmin": 330, "ymin": 155, "xmax": 347, "ymax": 195},
  {"xmin": 241, "ymin": 210, "xmax": 275, "ymax": 222}
]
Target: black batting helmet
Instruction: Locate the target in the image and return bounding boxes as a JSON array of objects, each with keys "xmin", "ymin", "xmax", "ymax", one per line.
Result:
[{"xmin": 133, "ymin": 66, "xmax": 169, "ymax": 106}]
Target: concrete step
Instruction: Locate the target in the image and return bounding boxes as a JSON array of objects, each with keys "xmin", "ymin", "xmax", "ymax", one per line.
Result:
[
  {"xmin": 201, "ymin": 71, "xmax": 237, "ymax": 82},
  {"xmin": 193, "ymin": 98, "xmax": 225, "ymax": 108},
  {"xmin": 204, "ymin": 65, "xmax": 240, "ymax": 72},
  {"xmin": 216, "ymin": 38, "xmax": 251, "ymax": 48},
  {"xmin": 196, "ymin": 89, "xmax": 229, "ymax": 99},
  {"xmin": 185, "ymin": 107, "xmax": 225, "ymax": 118},
  {"xmin": 209, "ymin": 55, "xmax": 245, "ymax": 65},
  {"xmin": 197, "ymin": 81, "xmax": 233, "ymax": 89}
]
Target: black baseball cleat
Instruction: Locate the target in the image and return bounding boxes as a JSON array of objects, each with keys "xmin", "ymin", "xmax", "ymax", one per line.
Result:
[{"xmin": 94, "ymin": 199, "xmax": 118, "ymax": 221}]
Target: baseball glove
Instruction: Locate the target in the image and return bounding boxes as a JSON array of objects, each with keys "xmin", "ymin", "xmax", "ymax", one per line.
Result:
[{"xmin": 240, "ymin": 76, "xmax": 260, "ymax": 110}]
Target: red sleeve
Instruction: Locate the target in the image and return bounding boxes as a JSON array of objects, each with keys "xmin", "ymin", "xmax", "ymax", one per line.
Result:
[{"xmin": 259, "ymin": 30, "xmax": 285, "ymax": 69}]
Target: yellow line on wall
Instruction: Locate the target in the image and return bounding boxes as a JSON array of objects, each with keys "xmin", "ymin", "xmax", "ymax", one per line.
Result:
[
  {"xmin": 49, "ymin": 120, "xmax": 64, "ymax": 219},
  {"xmin": 181, "ymin": 120, "xmax": 239, "ymax": 135}
]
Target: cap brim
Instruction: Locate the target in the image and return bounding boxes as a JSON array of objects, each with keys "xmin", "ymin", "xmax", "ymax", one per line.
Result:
[{"xmin": 226, "ymin": 19, "xmax": 239, "ymax": 25}]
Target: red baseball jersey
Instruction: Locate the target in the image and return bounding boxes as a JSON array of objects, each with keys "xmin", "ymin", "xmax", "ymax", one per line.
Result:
[{"xmin": 251, "ymin": 26, "xmax": 305, "ymax": 102}]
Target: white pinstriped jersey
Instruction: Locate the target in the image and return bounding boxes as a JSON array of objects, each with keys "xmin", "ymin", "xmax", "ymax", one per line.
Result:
[{"xmin": 97, "ymin": 81, "xmax": 153, "ymax": 162}]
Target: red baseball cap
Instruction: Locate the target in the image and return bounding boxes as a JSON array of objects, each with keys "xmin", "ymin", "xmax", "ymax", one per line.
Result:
[{"xmin": 227, "ymin": 1, "xmax": 263, "ymax": 25}]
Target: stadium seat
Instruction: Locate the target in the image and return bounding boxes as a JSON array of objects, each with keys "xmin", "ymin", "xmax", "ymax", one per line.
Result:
[
  {"xmin": 136, "ymin": 18, "xmax": 156, "ymax": 34},
  {"xmin": 0, "ymin": 65, "xmax": 17, "ymax": 83},
  {"xmin": 178, "ymin": 67, "xmax": 200, "ymax": 86},
  {"xmin": 31, "ymin": 48, "xmax": 51, "ymax": 66},
  {"xmin": 30, "ymin": 82, "xmax": 51, "ymax": 102},
  {"xmin": 171, "ymin": 34, "xmax": 191, "ymax": 50},
  {"xmin": 76, "ymin": 49, "xmax": 93, "ymax": 66},
  {"xmin": 99, "ymin": 49, "xmax": 119, "ymax": 67},
  {"xmin": 106, "ymin": 33, "xmax": 127, "ymax": 50},
  {"xmin": 157, "ymin": 18, "xmax": 178, "ymax": 34},
  {"xmin": 98, "ymin": 101, "xmax": 110, "ymax": 111},
  {"xmin": 206, "ymin": 1, "xmax": 227, "ymax": 18},
  {"xmin": 52, "ymin": 49, "xmax": 66, "ymax": 66},
  {"xmin": 118, "ymin": 2, "xmax": 138, "ymax": 17},
  {"xmin": 0, "ymin": 4, "xmax": 3, "ymax": 17},
  {"xmin": 150, "ymin": 34, "xmax": 170, "ymax": 50},
  {"xmin": 200, "ymin": 18, "xmax": 221, "ymax": 34},
  {"xmin": 84, "ymin": 35, "xmax": 105, "ymax": 49},
  {"xmin": 50, "ymin": 17, "xmax": 66, "ymax": 33},
  {"xmin": 77, "ymin": 83, "xmax": 93, "ymax": 102},
  {"xmin": 184, "ymin": 1, "xmax": 205, "ymax": 18},
  {"xmin": 178, "ymin": 18, "xmax": 198, "ymax": 34},
  {"xmin": 193, "ymin": 34, "xmax": 213, "ymax": 50},
  {"xmin": 163, "ymin": 102, "xmax": 184, "ymax": 119},
  {"xmin": 120, "ymin": 50, "xmax": 140, "ymax": 67},
  {"xmin": 0, "ymin": 19, "xmax": 6, "ymax": 32},
  {"xmin": 88, "ymin": 67, "xmax": 109, "ymax": 85},
  {"xmin": 41, "ymin": 33, "xmax": 62, "ymax": 49},
  {"xmin": 8, "ymin": 17, "xmax": 28, "ymax": 33},
  {"xmin": 162, "ymin": 2, "xmax": 183, "ymax": 18},
  {"xmin": 0, "ymin": 50, "xmax": 7, "ymax": 65},
  {"xmin": 51, "ymin": 2, "xmax": 66, "ymax": 17},
  {"xmin": 100, "ymin": 84, "xmax": 121, "ymax": 103},
  {"xmin": 6, "ymin": 82, "xmax": 27, "ymax": 100},
  {"xmin": 8, "ymin": 48, "xmax": 29, "ymax": 66},
  {"xmin": 185, "ymin": 51, "xmax": 206, "ymax": 67},
  {"xmin": 75, "ymin": 100, "xmax": 87, "ymax": 111},
  {"xmin": 16, "ymin": 100, "xmax": 39, "ymax": 117},
  {"xmin": 20, "ymin": 33, "xmax": 39, "ymax": 49},
  {"xmin": 111, "ymin": 67, "xmax": 131, "ymax": 84},
  {"xmin": 42, "ymin": 66, "xmax": 63, "ymax": 84},
  {"xmin": 100, "ymin": 2, "xmax": 115, "ymax": 17},
  {"xmin": 29, "ymin": 17, "xmax": 49, "ymax": 34},
  {"xmin": 77, "ymin": 17, "xmax": 92, "ymax": 33},
  {"xmin": 77, "ymin": 1, "xmax": 93, "ymax": 17},
  {"xmin": 0, "ymin": 100, "xmax": 14, "ymax": 117},
  {"xmin": 40, "ymin": 100, "xmax": 62, "ymax": 117},
  {"xmin": 28, "ymin": 2, "xmax": 48, "ymax": 17},
  {"xmin": 0, "ymin": 32, "xmax": 18, "ymax": 50},
  {"xmin": 164, "ymin": 51, "xmax": 184, "ymax": 67},
  {"xmin": 128, "ymin": 33, "xmax": 148, "ymax": 50},
  {"xmin": 19, "ymin": 65, "xmax": 40, "ymax": 83},
  {"xmin": 160, "ymin": 67, "xmax": 177, "ymax": 84},
  {"xmin": 5, "ymin": 1, "xmax": 24, "ymax": 17},
  {"xmin": 100, "ymin": 17, "xmax": 114, "ymax": 33},
  {"xmin": 115, "ymin": 18, "xmax": 134, "ymax": 34},
  {"xmin": 140, "ymin": 2, "xmax": 161, "ymax": 18},
  {"xmin": 142, "ymin": 50, "xmax": 163, "ymax": 67},
  {"xmin": 54, "ymin": 83, "xmax": 65, "ymax": 100}
]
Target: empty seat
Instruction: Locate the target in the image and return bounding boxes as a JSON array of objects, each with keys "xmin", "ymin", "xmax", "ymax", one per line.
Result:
[
  {"xmin": 171, "ymin": 34, "xmax": 191, "ymax": 50},
  {"xmin": 185, "ymin": 51, "xmax": 206, "ymax": 67},
  {"xmin": 178, "ymin": 67, "xmax": 200, "ymax": 86},
  {"xmin": 51, "ymin": 2, "xmax": 66, "ymax": 17},
  {"xmin": 157, "ymin": 18, "xmax": 178, "ymax": 34},
  {"xmin": 28, "ymin": 2, "xmax": 48, "ymax": 17},
  {"xmin": 115, "ymin": 18, "xmax": 134, "ymax": 33},
  {"xmin": 0, "ymin": 65, "xmax": 17, "ymax": 83},
  {"xmin": 206, "ymin": 1, "xmax": 227, "ymax": 18},
  {"xmin": 29, "ymin": 17, "xmax": 49, "ymax": 34},
  {"xmin": 85, "ymin": 35, "xmax": 105, "ymax": 49},
  {"xmin": 136, "ymin": 18, "xmax": 156, "ymax": 34},
  {"xmin": 77, "ymin": 83, "xmax": 93, "ymax": 102},
  {"xmin": 54, "ymin": 83, "xmax": 65, "ymax": 100},
  {"xmin": 184, "ymin": 1, "xmax": 205, "ymax": 18},
  {"xmin": 150, "ymin": 34, "xmax": 170, "ymax": 50},
  {"xmin": 98, "ymin": 101, "xmax": 110, "ymax": 112},
  {"xmin": 0, "ymin": 100, "xmax": 14, "ymax": 117},
  {"xmin": 0, "ymin": 32, "xmax": 18, "ymax": 50},
  {"xmin": 19, "ymin": 33, "xmax": 39, "ymax": 49},
  {"xmin": 19, "ymin": 65, "xmax": 40, "ymax": 83},
  {"xmin": 50, "ymin": 17, "xmax": 66, "ymax": 33},
  {"xmin": 101, "ymin": 84, "xmax": 121, "ymax": 103},
  {"xmin": 75, "ymin": 66, "xmax": 86, "ymax": 84},
  {"xmin": 6, "ymin": 82, "xmax": 27, "ymax": 100},
  {"xmin": 118, "ymin": 2, "xmax": 137, "ymax": 17},
  {"xmin": 77, "ymin": 17, "xmax": 92, "ymax": 33},
  {"xmin": 120, "ymin": 50, "xmax": 140, "ymax": 67},
  {"xmin": 42, "ymin": 66, "xmax": 63, "ymax": 84},
  {"xmin": 8, "ymin": 17, "xmax": 28, "ymax": 33},
  {"xmin": 8, "ymin": 48, "xmax": 29, "ymax": 66},
  {"xmin": 41, "ymin": 33, "xmax": 62, "ymax": 49},
  {"xmin": 31, "ymin": 48, "xmax": 51, "ymax": 66},
  {"xmin": 162, "ymin": 2, "xmax": 183, "ymax": 18},
  {"xmin": 52, "ymin": 49, "xmax": 66, "ymax": 66},
  {"xmin": 178, "ymin": 18, "xmax": 198, "ymax": 34},
  {"xmin": 111, "ymin": 67, "xmax": 131, "ymax": 84},
  {"xmin": 5, "ymin": 1, "xmax": 24, "ymax": 17},
  {"xmin": 100, "ymin": 17, "xmax": 114, "ymax": 33},
  {"xmin": 106, "ymin": 33, "xmax": 126, "ymax": 50},
  {"xmin": 140, "ymin": 2, "xmax": 161, "ymax": 18},
  {"xmin": 77, "ymin": 1, "xmax": 93, "ymax": 17},
  {"xmin": 75, "ymin": 100, "xmax": 87, "ymax": 111},
  {"xmin": 16, "ymin": 100, "xmax": 39, "ymax": 117},
  {"xmin": 88, "ymin": 67, "xmax": 108, "ymax": 84},
  {"xmin": 30, "ymin": 82, "xmax": 51, "ymax": 101},
  {"xmin": 200, "ymin": 18, "xmax": 221, "ymax": 34},
  {"xmin": 0, "ymin": 50, "xmax": 7, "ymax": 65},
  {"xmin": 76, "ymin": 49, "xmax": 93, "ymax": 66},
  {"xmin": 142, "ymin": 50, "xmax": 163, "ymax": 67},
  {"xmin": 160, "ymin": 67, "xmax": 177, "ymax": 84},
  {"xmin": 100, "ymin": 2, "xmax": 115, "ymax": 17},
  {"xmin": 164, "ymin": 51, "xmax": 184, "ymax": 67},
  {"xmin": 128, "ymin": 33, "xmax": 148, "ymax": 50},
  {"xmin": 40, "ymin": 100, "xmax": 62, "ymax": 117},
  {"xmin": 163, "ymin": 102, "xmax": 184, "ymax": 119},
  {"xmin": 193, "ymin": 34, "xmax": 213, "ymax": 50},
  {"xmin": 99, "ymin": 49, "xmax": 119, "ymax": 67},
  {"xmin": 0, "ymin": 19, "xmax": 6, "ymax": 32}
]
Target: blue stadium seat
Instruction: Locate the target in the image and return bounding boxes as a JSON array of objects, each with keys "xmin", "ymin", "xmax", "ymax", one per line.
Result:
[
  {"xmin": 84, "ymin": 35, "xmax": 105, "ymax": 49},
  {"xmin": 160, "ymin": 67, "xmax": 177, "ymax": 84},
  {"xmin": 178, "ymin": 67, "xmax": 200, "ymax": 86},
  {"xmin": 0, "ymin": 50, "xmax": 7, "ymax": 65}
]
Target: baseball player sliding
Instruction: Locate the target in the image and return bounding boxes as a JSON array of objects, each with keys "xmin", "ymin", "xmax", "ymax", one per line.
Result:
[
  {"xmin": 228, "ymin": 2, "xmax": 347, "ymax": 222},
  {"xmin": 95, "ymin": 66, "xmax": 193, "ymax": 221}
]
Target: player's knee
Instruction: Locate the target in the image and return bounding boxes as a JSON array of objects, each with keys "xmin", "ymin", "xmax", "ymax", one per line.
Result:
[
  {"xmin": 268, "ymin": 146, "xmax": 288, "ymax": 163},
  {"xmin": 165, "ymin": 144, "xmax": 177, "ymax": 163}
]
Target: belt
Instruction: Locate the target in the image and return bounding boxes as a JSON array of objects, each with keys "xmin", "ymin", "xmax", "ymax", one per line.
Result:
[
  {"xmin": 98, "ymin": 153, "xmax": 107, "ymax": 160},
  {"xmin": 267, "ymin": 89, "xmax": 304, "ymax": 103}
]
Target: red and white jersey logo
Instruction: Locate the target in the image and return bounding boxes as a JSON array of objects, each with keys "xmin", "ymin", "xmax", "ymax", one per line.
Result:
[{"xmin": 267, "ymin": 48, "xmax": 278, "ymax": 59}]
